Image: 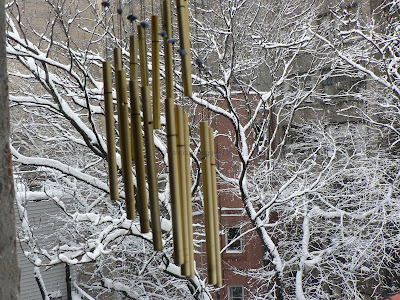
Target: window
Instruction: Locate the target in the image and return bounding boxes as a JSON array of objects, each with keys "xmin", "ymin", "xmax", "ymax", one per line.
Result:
[
  {"xmin": 228, "ymin": 286, "xmax": 244, "ymax": 300},
  {"xmin": 226, "ymin": 227, "xmax": 242, "ymax": 253}
]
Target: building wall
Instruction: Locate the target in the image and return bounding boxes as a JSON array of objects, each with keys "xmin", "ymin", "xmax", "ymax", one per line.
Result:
[{"xmin": 14, "ymin": 189, "xmax": 75, "ymax": 300}]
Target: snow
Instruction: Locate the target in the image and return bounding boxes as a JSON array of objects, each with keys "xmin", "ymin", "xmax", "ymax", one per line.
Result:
[{"xmin": 71, "ymin": 291, "xmax": 83, "ymax": 300}]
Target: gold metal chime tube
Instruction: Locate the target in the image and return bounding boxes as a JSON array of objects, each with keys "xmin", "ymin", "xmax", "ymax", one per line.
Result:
[
  {"xmin": 175, "ymin": 106, "xmax": 190, "ymax": 276},
  {"xmin": 129, "ymin": 35, "xmax": 151, "ymax": 234},
  {"xmin": 166, "ymin": 98, "xmax": 184, "ymax": 264},
  {"xmin": 130, "ymin": 80, "xmax": 150, "ymax": 230},
  {"xmin": 102, "ymin": 61, "xmax": 119, "ymax": 201},
  {"xmin": 137, "ymin": 24, "xmax": 162, "ymax": 247},
  {"xmin": 114, "ymin": 49, "xmax": 124, "ymax": 139},
  {"xmin": 200, "ymin": 121, "xmax": 217, "ymax": 285},
  {"xmin": 142, "ymin": 85, "xmax": 162, "ymax": 248},
  {"xmin": 200, "ymin": 122, "xmax": 222, "ymax": 286},
  {"xmin": 176, "ymin": 0, "xmax": 193, "ymax": 97},
  {"xmin": 151, "ymin": 16, "xmax": 161, "ymax": 129},
  {"xmin": 129, "ymin": 35, "xmax": 139, "ymax": 160},
  {"xmin": 138, "ymin": 25, "xmax": 149, "ymax": 86},
  {"xmin": 115, "ymin": 66, "xmax": 136, "ymax": 219},
  {"xmin": 209, "ymin": 127, "xmax": 222, "ymax": 287},
  {"xmin": 184, "ymin": 112, "xmax": 195, "ymax": 278}
]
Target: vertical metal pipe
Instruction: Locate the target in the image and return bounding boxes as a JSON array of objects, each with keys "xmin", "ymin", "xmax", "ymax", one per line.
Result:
[
  {"xmin": 114, "ymin": 48, "xmax": 123, "ymax": 71},
  {"xmin": 151, "ymin": 16, "xmax": 161, "ymax": 130},
  {"xmin": 184, "ymin": 113, "xmax": 194, "ymax": 278},
  {"xmin": 129, "ymin": 80, "xmax": 149, "ymax": 234},
  {"xmin": 165, "ymin": 98, "xmax": 184, "ymax": 264},
  {"xmin": 162, "ymin": 0, "xmax": 174, "ymax": 99},
  {"xmin": 129, "ymin": 35, "xmax": 139, "ymax": 80},
  {"xmin": 102, "ymin": 61, "xmax": 119, "ymax": 201},
  {"xmin": 114, "ymin": 48, "xmax": 124, "ymax": 156},
  {"xmin": 116, "ymin": 70, "xmax": 136, "ymax": 219},
  {"xmin": 138, "ymin": 25, "xmax": 149, "ymax": 87},
  {"xmin": 176, "ymin": 0, "xmax": 192, "ymax": 97},
  {"xmin": 209, "ymin": 127, "xmax": 222, "ymax": 287},
  {"xmin": 200, "ymin": 122, "xmax": 217, "ymax": 285},
  {"xmin": 175, "ymin": 106, "xmax": 190, "ymax": 276},
  {"xmin": 129, "ymin": 35, "xmax": 139, "ymax": 160},
  {"xmin": 142, "ymin": 85, "xmax": 162, "ymax": 244}
]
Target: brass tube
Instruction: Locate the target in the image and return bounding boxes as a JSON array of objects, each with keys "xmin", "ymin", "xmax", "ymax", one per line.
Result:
[
  {"xmin": 114, "ymin": 48, "xmax": 124, "ymax": 165},
  {"xmin": 132, "ymin": 82, "xmax": 150, "ymax": 234},
  {"xmin": 184, "ymin": 113, "xmax": 194, "ymax": 278},
  {"xmin": 102, "ymin": 61, "xmax": 119, "ymax": 201},
  {"xmin": 129, "ymin": 80, "xmax": 150, "ymax": 234},
  {"xmin": 129, "ymin": 35, "xmax": 139, "ymax": 160},
  {"xmin": 165, "ymin": 98, "xmax": 184, "ymax": 264},
  {"xmin": 116, "ymin": 70, "xmax": 136, "ymax": 219},
  {"xmin": 200, "ymin": 122, "xmax": 216, "ymax": 285},
  {"xmin": 162, "ymin": 0, "xmax": 174, "ymax": 99},
  {"xmin": 114, "ymin": 48, "xmax": 123, "ymax": 71},
  {"xmin": 175, "ymin": 106, "xmax": 190, "ymax": 276},
  {"xmin": 151, "ymin": 16, "xmax": 161, "ymax": 130},
  {"xmin": 142, "ymin": 85, "xmax": 162, "ymax": 245},
  {"xmin": 138, "ymin": 25, "xmax": 149, "ymax": 87},
  {"xmin": 176, "ymin": 0, "xmax": 193, "ymax": 97},
  {"xmin": 209, "ymin": 127, "xmax": 222, "ymax": 287},
  {"xmin": 129, "ymin": 35, "xmax": 139, "ymax": 80}
]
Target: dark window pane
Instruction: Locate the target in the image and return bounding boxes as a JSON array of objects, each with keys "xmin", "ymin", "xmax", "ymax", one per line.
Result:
[
  {"xmin": 229, "ymin": 286, "xmax": 243, "ymax": 300},
  {"xmin": 227, "ymin": 227, "xmax": 242, "ymax": 251}
]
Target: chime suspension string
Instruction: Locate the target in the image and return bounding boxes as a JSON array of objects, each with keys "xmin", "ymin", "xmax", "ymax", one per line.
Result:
[
  {"xmin": 193, "ymin": 0, "xmax": 205, "ymax": 120},
  {"xmin": 162, "ymin": 0, "xmax": 174, "ymax": 99},
  {"xmin": 117, "ymin": 0, "xmax": 123, "ymax": 42},
  {"xmin": 140, "ymin": 0, "xmax": 144, "ymax": 21},
  {"xmin": 102, "ymin": 1, "xmax": 110, "ymax": 60},
  {"xmin": 127, "ymin": 0, "xmax": 137, "ymax": 37}
]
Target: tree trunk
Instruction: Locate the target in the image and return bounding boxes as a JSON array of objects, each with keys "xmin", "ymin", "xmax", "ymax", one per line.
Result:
[{"xmin": 0, "ymin": 1, "xmax": 20, "ymax": 299}]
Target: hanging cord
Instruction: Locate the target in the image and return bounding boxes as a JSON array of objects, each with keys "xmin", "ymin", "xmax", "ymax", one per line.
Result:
[
  {"xmin": 127, "ymin": 0, "xmax": 138, "ymax": 35},
  {"xmin": 117, "ymin": 0, "xmax": 123, "ymax": 42},
  {"xmin": 140, "ymin": 0, "xmax": 144, "ymax": 21},
  {"xmin": 101, "ymin": 1, "xmax": 111, "ymax": 60},
  {"xmin": 193, "ymin": 0, "xmax": 205, "ymax": 121}
]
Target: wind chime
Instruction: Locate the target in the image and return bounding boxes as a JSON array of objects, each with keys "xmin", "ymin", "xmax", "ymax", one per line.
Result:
[{"xmin": 100, "ymin": 0, "xmax": 222, "ymax": 286}]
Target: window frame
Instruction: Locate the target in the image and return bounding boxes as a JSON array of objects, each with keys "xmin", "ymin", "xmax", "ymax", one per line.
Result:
[
  {"xmin": 225, "ymin": 227, "xmax": 243, "ymax": 253},
  {"xmin": 228, "ymin": 285, "xmax": 244, "ymax": 300}
]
